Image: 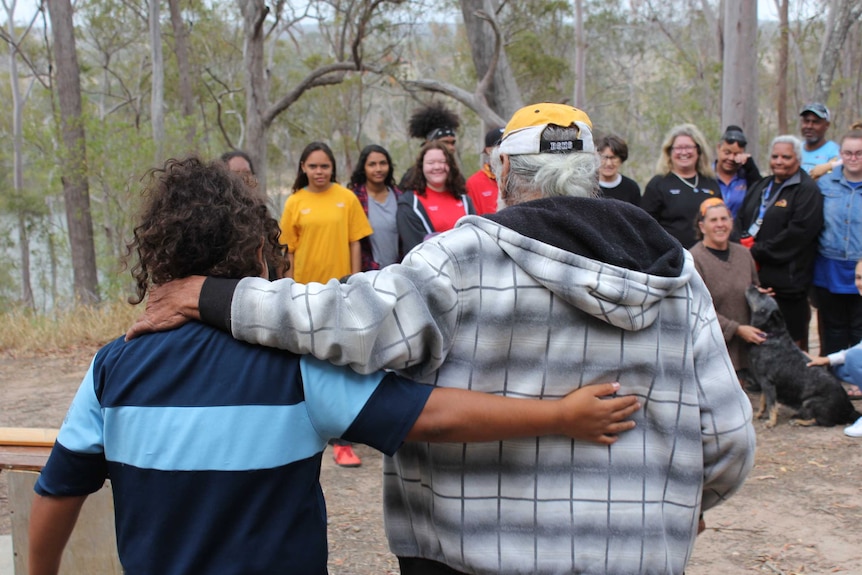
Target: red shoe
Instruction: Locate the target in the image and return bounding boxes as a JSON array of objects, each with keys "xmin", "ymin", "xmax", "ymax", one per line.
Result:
[{"xmin": 332, "ymin": 444, "xmax": 362, "ymax": 467}]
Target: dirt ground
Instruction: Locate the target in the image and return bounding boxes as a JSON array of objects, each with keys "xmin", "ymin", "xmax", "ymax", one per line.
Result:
[{"xmin": 1, "ymin": 346, "xmax": 861, "ymax": 574}]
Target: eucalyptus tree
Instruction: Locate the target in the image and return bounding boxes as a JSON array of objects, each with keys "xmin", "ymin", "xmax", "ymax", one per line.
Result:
[
  {"xmin": 1, "ymin": 0, "xmax": 44, "ymax": 308},
  {"xmin": 46, "ymin": 0, "xmax": 100, "ymax": 304},
  {"xmin": 236, "ymin": 0, "xmax": 407, "ymax": 196}
]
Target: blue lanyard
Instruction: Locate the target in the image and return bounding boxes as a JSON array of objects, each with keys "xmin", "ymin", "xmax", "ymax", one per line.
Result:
[{"xmin": 756, "ymin": 181, "xmax": 775, "ymax": 223}]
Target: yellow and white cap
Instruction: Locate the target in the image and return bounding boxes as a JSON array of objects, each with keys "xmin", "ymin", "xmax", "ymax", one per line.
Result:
[{"xmin": 499, "ymin": 103, "xmax": 594, "ymax": 155}]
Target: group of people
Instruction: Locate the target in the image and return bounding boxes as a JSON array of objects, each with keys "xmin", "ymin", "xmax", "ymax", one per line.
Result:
[
  {"xmin": 628, "ymin": 104, "xmax": 862, "ymax": 439},
  {"xmin": 28, "ymin": 102, "xmax": 758, "ymax": 575}
]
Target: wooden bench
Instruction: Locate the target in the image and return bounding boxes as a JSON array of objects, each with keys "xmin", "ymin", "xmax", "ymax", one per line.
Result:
[{"xmin": 0, "ymin": 428, "xmax": 121, "ymax": 574}]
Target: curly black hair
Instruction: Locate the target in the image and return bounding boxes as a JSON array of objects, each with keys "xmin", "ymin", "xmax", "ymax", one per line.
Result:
[
  {"xmin": 408, "ymin": 102, "xmax": 461, "ymax": 140},
  {"xmin": 127, "ymin": 157, "xmax": 285, "ymax": 304},
  {"xmin": 405, "ymin": 141, "xmax": 467, "ymax": 199}
]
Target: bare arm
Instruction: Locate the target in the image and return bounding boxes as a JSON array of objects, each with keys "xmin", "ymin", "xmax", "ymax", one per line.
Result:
[
  {"xmin": 407, "ymin": 382, "xmax": 640, "ymax": 445},
  {"xmin": 349, "ymin": 241, "xmax": 361, "ymax": 275},
  {"xmin": 28, "ymin": 494, "xmax": 87, "ymax": 575},
  {"xmin": 286, "ymin": 253, "xmax": 295, "ymax": 280}
]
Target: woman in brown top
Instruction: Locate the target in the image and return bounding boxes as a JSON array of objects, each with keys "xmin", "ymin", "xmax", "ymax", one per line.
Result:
[{"xmin": 690, "ymin": 198, "xmax": 768, "ymax": 379}]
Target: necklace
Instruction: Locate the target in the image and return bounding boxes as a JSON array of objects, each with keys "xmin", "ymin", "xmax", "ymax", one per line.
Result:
[{"xmin": 673, "ymin": 172, "xmax": 699, "ymax": 190}]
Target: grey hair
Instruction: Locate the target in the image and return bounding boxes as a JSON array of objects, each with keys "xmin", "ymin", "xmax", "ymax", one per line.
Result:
[
  {"xmin": 770, "ymin": 134, "xmax": 803, "ymax": 161},
  {"xmin": 490, "ymin": 126, "xmax": 599, "ymax": 205}
]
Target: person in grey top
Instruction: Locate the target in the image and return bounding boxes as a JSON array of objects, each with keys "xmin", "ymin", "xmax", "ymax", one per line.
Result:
[{"xmin": 130, "ymin": 103, "xmax": 755, "ymax": 575}]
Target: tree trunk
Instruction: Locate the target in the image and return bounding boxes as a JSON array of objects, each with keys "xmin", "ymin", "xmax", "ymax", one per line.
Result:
[
  {"xmin": 572, "ymin": 0, "xmax": 586, "ymax": 109},
  {"xmin": 239, "ymin": 0, "xmax": 268, "ymax": 195},
  {"xmin": 5, "ymin": 6, "xmax": 35, "ymax": 308},
  {"xmin": 459, "ymin": 0, "xmax": 522, "ymax": 121},
  {"xmin": 46, "ymin": 0, "xmax": 100, "ymax": 305},
  {"xmin": 776, "ymin": 0, "xmax": 789, "ymax": 134},
  {"xmin": 168, "ymin": 0, "xmax": 196, "ymax": 149},
  {"xmin": 813, "ymin": 0, "xmax": 862, "ymax": 104},
  {"xmin": 721, "ymin": 0, "xmax": 758, "ymax": 157},
  {"xmin": 150, "ymin": 0, "xmax": 165, "ymax": 163}
]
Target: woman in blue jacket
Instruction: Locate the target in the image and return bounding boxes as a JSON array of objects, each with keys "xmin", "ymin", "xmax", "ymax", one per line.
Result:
[{"xmin": 812, "ymin": 127, "xmax": 862, "ymax": 371}]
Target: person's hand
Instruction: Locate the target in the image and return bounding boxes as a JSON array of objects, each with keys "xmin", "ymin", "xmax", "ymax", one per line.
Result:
[
  {"xmin": 808, "ymin": 161, "xmax": 833, "ymax": 180},
  {"xmin": 806, "ymin": 355, "xmax": 831, "ymax": 367},
  {"xmin": 733, "ymin": 152, "xmax": 750, "ymax": 166},
  {"xmin": 756, "ymin": 286, "xmax": 774, "ymax": 297},
  {"xmin": 736, "ymin": 324, "xmax": 767, "ymax": 345},
  {"xmin": 557, "ymin": 382, "xmax": 640, "ymax": 445},
  {"xmin": 125, "ymin": 276, "xmax": 206, "ymax": 341}
]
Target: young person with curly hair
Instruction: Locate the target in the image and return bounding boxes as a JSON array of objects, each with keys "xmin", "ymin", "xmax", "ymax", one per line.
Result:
[
  {"xmin": 28, "ymin": 156, "xmax": 640, "ymax": 575},
  {"xmin": 397, "ymin": 140, "xmax": 476, "ymax": 254},
  {"xmin": 398, "ymin": 101, "xmax": 461, "ymax": 189}
]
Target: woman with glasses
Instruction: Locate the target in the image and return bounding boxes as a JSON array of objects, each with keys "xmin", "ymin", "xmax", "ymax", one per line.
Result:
[
  {"xmin": 714, "ymin": 126, "xmax": 761, "ymax": 219},
  {"xmin": 810, "ymin": 127, "xmax": 862, "ymax": 376},
  {"xmin": 642, "ymin": 124, "xmax": 721, "ymax": 248},
  {"xmin": 596, "ymin": 134, "xmax": 640, "ymax": 206},
  {"xmin": 397, "ymin": 140, "xmax": 475, "ymax": 254},
  {"xmin": 735, "ymin": 135, "xmax": 823, "ymax": 352}
]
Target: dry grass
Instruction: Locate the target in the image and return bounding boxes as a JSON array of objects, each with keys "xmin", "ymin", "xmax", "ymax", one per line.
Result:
[{"xmin": 0, "ymin": 299, "xmax": 141, "ymax": 357}]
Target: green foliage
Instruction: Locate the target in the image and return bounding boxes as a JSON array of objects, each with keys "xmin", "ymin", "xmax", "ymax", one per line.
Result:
[{"xmin": 1, "ymin": 0, "xmax": 860, "ymax": 314}]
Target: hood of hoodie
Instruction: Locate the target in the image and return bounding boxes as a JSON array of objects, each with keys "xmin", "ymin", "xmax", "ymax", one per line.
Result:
[{"xmin": 457, "ymin": 196, "xmax": 692, "ymax": 332}]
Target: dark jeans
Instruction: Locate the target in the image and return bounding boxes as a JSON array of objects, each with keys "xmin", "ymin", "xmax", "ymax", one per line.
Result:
[
  {"xmin": 774, "ymin": 293, "xmax": 811, "ymax": 351},
  {"xmin": 815, "ymin": 287, "xmax": 862, "ymax": 356},
  {"xmin": 398, "ymin": 557, "xmax": 467, "ymax": 575}
]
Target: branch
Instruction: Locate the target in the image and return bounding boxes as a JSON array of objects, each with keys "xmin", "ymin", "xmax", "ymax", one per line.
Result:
[
  {"xmin": 472, "ymin": 10, "xmax": 500, "ymax": 105},
  {"xmin": 263, "ymin": 62, "xmax": 358, "ymax": 125},
  {"xmin": 352, "ymin": 0, "xmax": 388, "ymax": 68},
  {"xmin": 400, "ymin": 76, "xmax": 505, "ymax": 126},
  {"xmin": 0, "ymin": 6, "xmax": 52, "ymax": 90}
]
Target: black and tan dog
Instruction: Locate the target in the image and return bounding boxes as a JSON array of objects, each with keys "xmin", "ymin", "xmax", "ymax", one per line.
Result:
[{"xmin": 744, "ymin": 286, "xmax": 861, "ymax": 428}]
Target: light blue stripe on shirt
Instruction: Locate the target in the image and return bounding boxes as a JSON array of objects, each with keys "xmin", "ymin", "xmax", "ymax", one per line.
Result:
[
  {"xmin": 56, "ymin": 358, "xmax": 105, "ymax": 455},
  {"xmin": 299, "ymin": 355, "xmax": 386, "ymax": 439},
  {"xmin": 102, "ymin": 404, "xmax": 326, "ymax": 471}
]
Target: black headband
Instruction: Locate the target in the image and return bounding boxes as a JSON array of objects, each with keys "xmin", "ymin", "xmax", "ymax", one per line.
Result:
[
  {"xmin": 722, "ymin": 130, "xmax": 747, "ymax": 146},
  {"xmin": 427, "ymin": 127, "xmax": 456, "ymax": 141}
]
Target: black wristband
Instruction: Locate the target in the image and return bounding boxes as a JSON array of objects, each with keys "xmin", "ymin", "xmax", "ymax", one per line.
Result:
[{"xmin": 199, "ymin": 277, "xmax": 240, "ymax": 333}]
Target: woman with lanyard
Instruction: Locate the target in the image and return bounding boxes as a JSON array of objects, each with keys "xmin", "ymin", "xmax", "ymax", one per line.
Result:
[
  {"xmin": 735, "ymin": 135, "xmax": 824, "ymax": 352},
  {"xmin": 642, "ymin": 124, "xmax": 721, "ymax": 248},
  {"xmin": 809, "ymin": 128, "xmax": 862, "ymax": 384},
  {"xmin": 397, "ymin": 140, "xmax": 476, "ymax": 254},
  {"xmin": 349, "ymin": 144, "xmax": 403, "ymax": 271}
]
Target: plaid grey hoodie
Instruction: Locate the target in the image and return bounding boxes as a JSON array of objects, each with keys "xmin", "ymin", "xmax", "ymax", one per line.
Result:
[{"xmin": 223, "ymin": 196, "xmax": 755, "ymax": 575}]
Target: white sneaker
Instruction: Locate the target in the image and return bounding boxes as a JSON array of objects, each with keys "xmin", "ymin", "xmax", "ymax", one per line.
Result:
[{"xmin": 845, "ymin": 417, "xmax": 862, "ymax": 438}]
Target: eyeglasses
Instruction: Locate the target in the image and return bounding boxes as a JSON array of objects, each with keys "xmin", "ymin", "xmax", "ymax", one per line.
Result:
[
  {"xmin": 600, "ymin": 155, "xmax": 620, "ymax": 163},
  {"xmin": 841, "ymin": 150, "xmax": 862, "ymax": 159},
  {"xmin": 671, "ymin": 145, "xmax": 698, "ymax": 152}
]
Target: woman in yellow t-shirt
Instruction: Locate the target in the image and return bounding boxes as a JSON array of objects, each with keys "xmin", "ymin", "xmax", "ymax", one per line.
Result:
[
  {"xmin": 279, "ymin": 142, "xmax": 373, "ymax": 468},
  {"xmin": 280, "ymin": 142, "xmax": 373, "ymax": 284}
]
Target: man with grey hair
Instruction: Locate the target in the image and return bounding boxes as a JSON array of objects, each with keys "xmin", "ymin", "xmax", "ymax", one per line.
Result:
[
  {"xmin": 130, "ymin": 103, "xmax": 754, "ymax": 574},
  {"xmin": 736, "ymin": 134, "xmax": 823, "ymax": 350}
]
